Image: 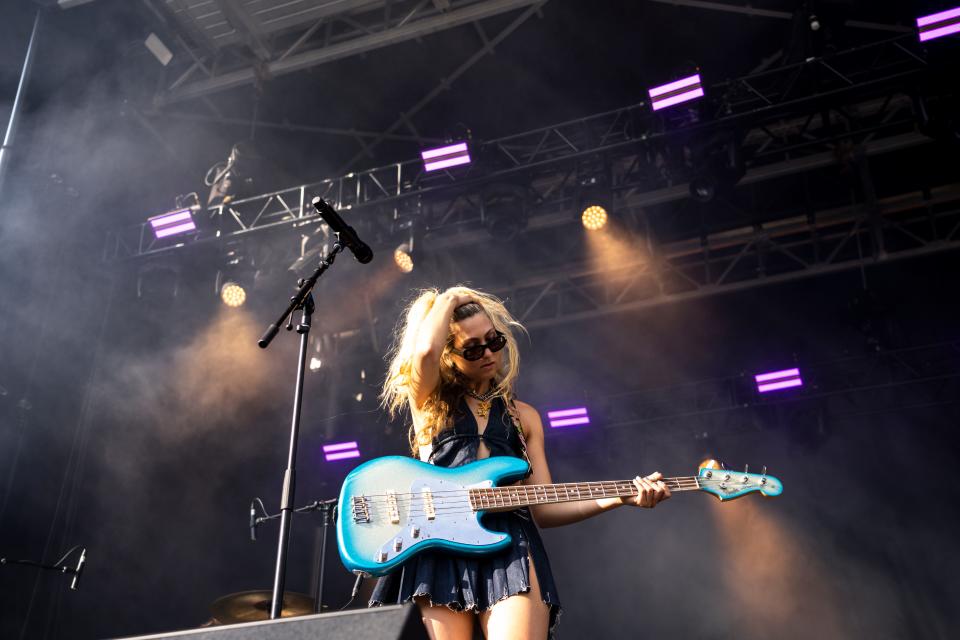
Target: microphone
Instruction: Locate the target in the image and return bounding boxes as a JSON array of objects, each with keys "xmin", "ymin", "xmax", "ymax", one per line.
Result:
[
  {"xmin": 250, "ymin": 501, "xmax": 258, "ymax": 542},
  {"xmin": 310, "ymin": 197, "xmax": 373, "ymax": 264},
  {"xmin": 69, "ymin": 548, "xmax": 86, "ymax": 591}
]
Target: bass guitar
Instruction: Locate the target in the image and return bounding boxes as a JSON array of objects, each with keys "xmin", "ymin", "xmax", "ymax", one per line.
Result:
[{"xmin": 336, "ymin": 456, "xmax": 782, "ymax": 577}]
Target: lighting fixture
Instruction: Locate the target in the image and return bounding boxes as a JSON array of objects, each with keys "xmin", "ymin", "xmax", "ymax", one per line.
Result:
[
  {"xmin": 547, "ymin": 407, "xmax": 590, "ymax": 428},
  {"xmin": 220, "ymin": 281, "xmax": 246, "ymax": 308},
  {"xmin": 755, "ymin": 368, "xmax": 804, "ymax": 393},
  {"xmin": 648, "ymin": 73, "xmax": 704, "ymax": 111},
  {"xmin": 421, "ymin": 142, "xmax": 471, "ymax": 172},
  {"xmin": 581, "ymin": 205, "xmax": 609, "ymax": 231},
  {"xmin": 917, "ymin": 6, "xmax": 960, "ymax": 42},
  {"xmin": 148, "ymin": 208, "xmax": 196, "ymax": 239},
  {"xmin": 323, "ymin": 441, "xmax": 360, "ymax": 462}
]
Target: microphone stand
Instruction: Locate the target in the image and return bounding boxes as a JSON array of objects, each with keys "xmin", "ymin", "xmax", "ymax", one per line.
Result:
[
  {"xmin": 258, "ymin": 240, "xmax": 345, "ymax": 620},
  {"xmin": 1, "ymin": 547, "xmax": 86, "ymax": 590}
]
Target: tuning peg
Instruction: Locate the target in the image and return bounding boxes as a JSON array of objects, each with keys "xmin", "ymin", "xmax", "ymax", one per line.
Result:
[
  {"xmin": 743, "ymin": 464, "xmax": 749, "ymax": 474},
  {"xmin": 761, "ymin": 466, "xmax": 767, "ymax": 476},
  {"xmin": 720, "ymin": 461, "xmax": 726, "ymax": 470}
]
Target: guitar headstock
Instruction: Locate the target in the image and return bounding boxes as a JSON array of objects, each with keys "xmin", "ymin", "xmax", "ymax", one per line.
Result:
[{"xmin": 696, "ymin": 459, "xmax": 783, "ymax": 501}]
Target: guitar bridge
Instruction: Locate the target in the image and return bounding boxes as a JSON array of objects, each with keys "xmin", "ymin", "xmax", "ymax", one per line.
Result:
[{"xmin": 351, "ymin": 495, "xmax": 371, "ymax": 523}]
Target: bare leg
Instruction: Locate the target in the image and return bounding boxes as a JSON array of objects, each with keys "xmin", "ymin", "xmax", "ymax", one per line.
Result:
[
  {"xmin": 478, "ymin": 556, "xmax": 550, "ymax": 640},
  {"xmin": 415, "ymin": 596, "xmax": 477, "ymax": 640}
]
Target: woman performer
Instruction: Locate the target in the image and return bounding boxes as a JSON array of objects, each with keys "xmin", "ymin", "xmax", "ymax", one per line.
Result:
[{"xmin": 370, "ymin": 286, "xmax": 671, "ymax": 639}]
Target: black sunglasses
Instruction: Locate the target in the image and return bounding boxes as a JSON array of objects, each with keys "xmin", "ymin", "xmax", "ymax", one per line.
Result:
[{"xmin": 451, "ymin": 331, "xmax": 507, "ymax": 361}]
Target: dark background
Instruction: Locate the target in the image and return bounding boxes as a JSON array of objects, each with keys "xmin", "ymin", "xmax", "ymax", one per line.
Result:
[{"xmin": 1, "ymin": 1, "xmax": 958, "ymax": 638}]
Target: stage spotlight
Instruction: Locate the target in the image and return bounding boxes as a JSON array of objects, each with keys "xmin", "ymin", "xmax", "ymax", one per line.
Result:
[
  {"xmin": 581, "ymin": 205, "xmax": 608, "ymax": 231},
  {"xmin": 206, "ymin": 142, "xmax": 259, "ymax": 207},
  {"xmin": 917, "ymin": 6, "xmax": 960, "ymax": 42},
  {"xmin": 220, "ymin": 281, "xmax": 246, "ymax": 308},
  {"xmin": 394, "ymin": 242, "xmax": 414, "ymax": 273}
]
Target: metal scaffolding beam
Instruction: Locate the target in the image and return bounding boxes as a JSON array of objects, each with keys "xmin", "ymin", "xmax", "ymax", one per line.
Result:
[
  {"xmin": 106, "ymin": 53, "xmax": 931, "ymax": 260},
  {"xmin": 153, "ymin": 0, "xmax": 546, "ymax": 105},
  {"xmin": 495, "ymin": 187, "xmax": 960, "ymax": 329}
]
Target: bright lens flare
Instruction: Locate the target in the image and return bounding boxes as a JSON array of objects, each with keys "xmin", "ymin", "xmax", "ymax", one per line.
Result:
[
  {"xmin": 221, "ymin": 282, "xmax": 246, "ymax": 307},
  {"xmin": 581, "ymin": 205, "xmax": 608, "ymax": 231},
  {"xmin": 394, "ymin": 245, "xmax": 414, "ymax": 273}
]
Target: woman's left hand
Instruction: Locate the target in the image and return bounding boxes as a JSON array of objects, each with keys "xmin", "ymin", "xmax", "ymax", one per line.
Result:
[{"xmin": 621, "ymin": 472, "xmax": 671, "ymax": 508}]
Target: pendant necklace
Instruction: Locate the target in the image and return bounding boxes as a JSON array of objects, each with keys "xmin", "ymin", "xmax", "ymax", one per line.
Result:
[{"xmin": 465, "ymin": 387, "xmax": 497, "ymax": 418}]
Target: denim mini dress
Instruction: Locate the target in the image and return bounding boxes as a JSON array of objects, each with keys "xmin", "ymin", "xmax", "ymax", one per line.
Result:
[{"xmin": 369, "ymin": 396, "xmax": 562, "ymax": 637}]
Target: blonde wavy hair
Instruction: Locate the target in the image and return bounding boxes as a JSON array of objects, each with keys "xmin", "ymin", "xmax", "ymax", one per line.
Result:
[{"xmin": 381, "ymin": 286, "xmax": 527, "ymax": 455}]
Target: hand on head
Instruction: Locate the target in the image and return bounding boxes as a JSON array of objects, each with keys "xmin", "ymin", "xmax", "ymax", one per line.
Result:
[{"xmin": 443, "ymin": 287, "xmax": 478, "ymax": 308}]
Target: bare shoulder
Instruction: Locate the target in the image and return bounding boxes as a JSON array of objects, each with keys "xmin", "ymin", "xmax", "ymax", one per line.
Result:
[{"xmin": 512, "ymin": 400, "xmax": 544, "ymax": 436}]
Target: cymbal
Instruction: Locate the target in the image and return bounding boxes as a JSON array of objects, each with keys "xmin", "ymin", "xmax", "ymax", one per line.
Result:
[{"xmin": 210, "ymin": 590, "xmax": 315, "ymax": 624}]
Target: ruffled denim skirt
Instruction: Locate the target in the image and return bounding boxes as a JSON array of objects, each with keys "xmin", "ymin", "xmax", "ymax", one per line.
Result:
[{"xmin": 369, "ymin": 508, "xmax": 561, "ymax": 638}]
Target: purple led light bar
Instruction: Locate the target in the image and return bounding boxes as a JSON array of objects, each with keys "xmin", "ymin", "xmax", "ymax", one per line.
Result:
[
  {"xmin": 754, "ymin": 368, "xmax": 803, "ymax": 393},
  {"xmin": 547, "ymin": 407, "xmax": 590, "ymax": 428},
  {"xmin": 323, "ymin": 441, "xmax": 360, "ymax": 462},
  {"xmin": 421, "ymin": 142, "xmax": 471, "ymax": 172},
  {"xmin": 917, "ymin": 6, "xmax": 960, "ymax": 42},
  {"xmin": 648, "ymin": 74, "xmax": 704, "ymax": 111},
  {"xmin": 148, "ymin": 208, "xmax": 196, "ymax": 239}
]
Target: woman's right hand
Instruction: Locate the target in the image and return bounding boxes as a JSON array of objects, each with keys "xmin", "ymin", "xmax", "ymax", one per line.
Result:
[{"xmin": 443, "ymin": 287, "xmax": 476, "ymax": 307}]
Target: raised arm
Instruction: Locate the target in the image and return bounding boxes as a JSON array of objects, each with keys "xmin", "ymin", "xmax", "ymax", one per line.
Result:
[{"xmin": 409, "ymin": 289, "xmax": 475, "ymax": 410}]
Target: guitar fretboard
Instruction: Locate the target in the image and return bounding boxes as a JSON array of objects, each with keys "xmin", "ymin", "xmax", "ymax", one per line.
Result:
[{"xmin": 468, "ymin": 477, "xmax": 700, "ymax": 510}]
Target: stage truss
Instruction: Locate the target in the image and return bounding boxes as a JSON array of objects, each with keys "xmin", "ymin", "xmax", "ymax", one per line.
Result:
[{"xmin": 105, "ymin": 32, "xmax": 960, "ymax": 338}]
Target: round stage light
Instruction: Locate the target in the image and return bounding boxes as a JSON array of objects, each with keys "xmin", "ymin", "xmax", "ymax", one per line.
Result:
[
  {"xmin": 581, "ymin": 205, "xmax": 608, "ymax": 231},
  {"xmin": 221, "ymin": 281, "xmax": 246, "ymax": 307},
  {"xmin": 394, "ymin": 243, "xmax": 414, "ymax": 273}
]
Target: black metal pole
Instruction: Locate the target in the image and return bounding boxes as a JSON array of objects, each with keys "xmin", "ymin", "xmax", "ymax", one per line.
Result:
[{"xmin": 269, "ymin": 292, "xmax": 314, "ymax": 619}]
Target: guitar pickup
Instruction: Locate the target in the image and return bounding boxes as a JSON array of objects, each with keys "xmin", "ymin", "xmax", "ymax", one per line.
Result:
[
  {"xmin": 421, "ymin": 488, "xmax": 436, "ymax": 521},
  {"xmin": 386, "ymin": 489, "xmax": 400, "ymax": 524}
]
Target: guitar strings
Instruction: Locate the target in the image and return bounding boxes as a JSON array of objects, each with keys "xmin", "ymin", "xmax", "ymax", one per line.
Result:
[
  {"xmin": 357, "ymin": 477, "xmax": 744, "ymax": 503},
  {"xmin": 357, "ymin": 479, "xmax": 749, "ymax": 507},
  {"xmin": 351, "ymin": 478, "xmax": 765, "ymax": 520},
  {"xmin": 356, "ymin": 476, "xmax": 739, "ymax": 501}
]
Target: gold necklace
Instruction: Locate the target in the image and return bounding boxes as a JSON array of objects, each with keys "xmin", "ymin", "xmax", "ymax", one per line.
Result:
[{"xmin": 465, "ymin": 387, "xmax": 497, "ymax": 418}]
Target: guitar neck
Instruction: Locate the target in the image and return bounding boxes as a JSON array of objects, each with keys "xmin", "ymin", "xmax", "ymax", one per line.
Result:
[{"xmin": 469, "ymin": 477, "xmax": 702, "ymax": 510}]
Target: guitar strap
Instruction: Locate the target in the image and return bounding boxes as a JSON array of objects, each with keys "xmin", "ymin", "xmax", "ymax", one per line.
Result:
[{"xmin": 506, "ymin": 397, "xmax": 533, "ymax": 476}]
